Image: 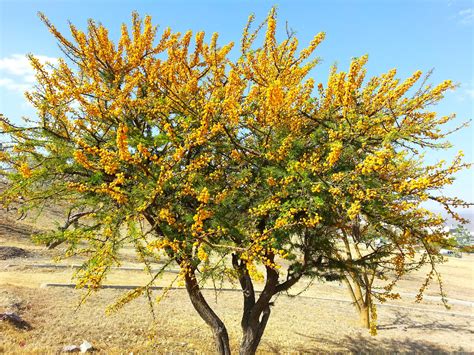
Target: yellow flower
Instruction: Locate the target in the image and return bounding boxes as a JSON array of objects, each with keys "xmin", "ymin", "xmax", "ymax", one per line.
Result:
[
  {"xmin": 18, "ymin": 163, "xmax": 32, "ymax": 178},
  {"xmin": 325, "ymin": 141, "xmax": 343, "ymax": 167},
  {"xmin": 347, "ymin": 201, "xmax": 361, "ymax": 220},
  {"xmin": 73, "ymin": 150, "xmax": 94, "ymax": 170},
  {"xmin": 159, "ymin": 208, "xmax": 176, "ymax": 225},
  {"xmin": 267, "ymin": 177, "xmax": 277, "ymax": 186},
  {"xmin": 116, "ymin": 123, "xmax": 132, "ymax": 161},
  {"xmin": 137, "ymin": 143, "xmax": 151, "ymax": 158},
  {"xmin": 197, "ymin": 245, "xmax": 209, "ymax": 263},
  {"xmin": 197, "ymin": 187, "xmax": 210, "ymax": 204}
]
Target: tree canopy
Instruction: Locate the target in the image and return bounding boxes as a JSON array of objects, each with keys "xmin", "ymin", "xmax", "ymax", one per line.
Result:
[{"xmin": 0, "ymin": 8, "xmax": 471, "ymax": 354}]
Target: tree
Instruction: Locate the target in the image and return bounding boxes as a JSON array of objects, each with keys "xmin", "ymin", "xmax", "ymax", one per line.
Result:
[
  {"xmin": 451, "ymin": 224, "xmax": 473, "ymax": 253},
  {"xmin": 0, "ymin": 9, "xmax": 471, "ymax": 354},
  {"xmin": 452, "ymin": 224, "xmax": 471, "ymax": 246}
]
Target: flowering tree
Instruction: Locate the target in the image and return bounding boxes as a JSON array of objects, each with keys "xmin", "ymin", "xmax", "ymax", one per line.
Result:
[{"xmin": 0, "ymin": 9, "xmax": 470, "ymax": 354}]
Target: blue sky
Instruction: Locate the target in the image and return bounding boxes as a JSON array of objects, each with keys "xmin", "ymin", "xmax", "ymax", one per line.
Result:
[{"xmin": 0, "ymin": 0, "xmax": 473, "ymax": 213}]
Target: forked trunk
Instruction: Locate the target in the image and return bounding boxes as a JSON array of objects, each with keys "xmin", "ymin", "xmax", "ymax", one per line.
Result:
[
  {"xmin": 232, "ymin": 254, "xmax": 278, "ymax": 355},
  {"xmin": 240, "ymin": 327, "xmax": 261, "ymax": 355},
  {"xmin": 184, "ymin": 271, "xmax": 231, "ymax": 355},
  {"xmin": 239, "ymin": 305, "xmax": 271, "ymax": 355}
]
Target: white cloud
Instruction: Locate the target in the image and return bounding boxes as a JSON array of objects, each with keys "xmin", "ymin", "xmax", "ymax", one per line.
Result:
[
  {"xmin": 0, "ymin": 54, "xmax": 58, "ymax": 93},
  {"xmin": 458, "ymin": 8, "xmax": 473, "ymax": 24},
  {"xmin": 455, "ymin": 82, "xmax": 474, "ymax": 101},
  {"xmin": 0, "ymin": 78, "xmax": 30, "ymax": 92}
]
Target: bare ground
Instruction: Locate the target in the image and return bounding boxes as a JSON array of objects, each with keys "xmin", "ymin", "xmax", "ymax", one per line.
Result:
[{"xmin": 0, "ymin": 208, "xmax": 473, "ymax": 353}]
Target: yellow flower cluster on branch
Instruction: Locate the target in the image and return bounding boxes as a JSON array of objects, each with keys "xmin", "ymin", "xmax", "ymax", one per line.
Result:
[
  {"xmin": 73, "ymin": 150, "xmax": 94, "ymax": 170},
  {"xmin": 347, "ymin": 201, "xmax": 361, "ymax": 220},
  {"xmin": 148, "ymin": 238, "xmax": 182, "ymax": 254},
  {"xmin": 197, "ymin": 187, "xmax": 210, "ymax": 204},
  {"xmin": 325, "ymin": 141, "xmax": 343, "ymax": 168},
  {"xmin": 158, "ymin": 207, "xmax": 176, "ymax": 225},
  {"xmin": 357, "ymin": 148, "xmax": 395, "ymax": 175},
  {"xmin": 191, "ymin": 207, "xmax": 213, "ymax": 236},
  {"xmin": 18, "ymin": 163, "xmax": 32, "ymax": 178},
  {"xmin": 116, "ymin": 123, "xmax": 132, "ymax": 162}
]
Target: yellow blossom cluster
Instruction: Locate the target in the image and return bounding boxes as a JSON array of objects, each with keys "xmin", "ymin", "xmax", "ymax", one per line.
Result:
[
  {"xmin": 197, "ymin": 187, "xmax": 210, "ymax": 204},
  {"xmin": 148, "ymin": 238, "xmax": 183, "ymax": 254},
  {"xmin": 99, "ymin": 150, "xmax": 120, "ymax": 175},
  {"xmin": 18, "ymin": 162, "xmax": 32, "ymax": 178},
  {"xmin": 116, "ymin": 123, "xmax": 132, "ymax": 162},
  {"xmin": 249, "ymin": 197, "xmax": 281, "ymax": 217},
  {"xmin": 347, "ymin": 185, "xmax": 378, "ymax": 202},
  {"xmin": 191, "ymin": 207, "xmax": 213, "ymax": 236},
  {"xmin": 136, "ymin": 143, "xmax": 151, "ymax": 159},
  {"xmin": 196, "ymin": 244, "xmax": 209, "ymax": 263},
  {"xmin": 73, "ymin": 150, "xmax": 94, "ymax": 170},
  {"xmin": 325, "ymin": 141, "xmax": 343, "ymax": 168},
  {"xmin": 396, "ymin": 176, "xmax": 431, "ymax": 193},
  {"xmin": 67, "ymin": 181, "xmax": 127, "ymax": 204},
  {"xmin": 186, "ymin": 155, "xmax": 212, "ymax": 173},
  {"xmin": 158, "ymin": 207, "xmax": 176, "ymax": 225},
  {"xmin": 357, "ymin": 148, "xmax": 395, "ymax": 175},
  {"xmin": 302, "ymin": 213, "xmax": 322, "ymax": 228},
  {"xmin": 346, "ymin": 201, "xmax": 361, "ymax": 220}
]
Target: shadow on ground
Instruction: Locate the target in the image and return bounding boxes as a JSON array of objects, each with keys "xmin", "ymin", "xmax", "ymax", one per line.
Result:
[
  {"xmin": 265, "ymin": 332, "xmax": 468, "ymax": 353},
  {"xmin": 378, "ymin": 310, "xmax": 473, "ymax": 334},
  {"xmin": 0, "ymin": 220, "xmax": 36, "ymax": 240}
]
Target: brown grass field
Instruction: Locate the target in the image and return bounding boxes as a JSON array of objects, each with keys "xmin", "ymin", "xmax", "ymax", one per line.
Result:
[{"xmin": 1, "ymin": 207, "xmax": 473, "ymax": 353}]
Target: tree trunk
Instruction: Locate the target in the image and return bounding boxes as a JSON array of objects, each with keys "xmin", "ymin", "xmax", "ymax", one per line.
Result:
[
  {"xmin": 239, "ymin": 305, "xmax": 271, "ymax": 355},
  {"xmin": 184, "ymin": 270, "xmax": 231, "ymax": 355},
  {"xmin": 359, "ymin": 304, "xmax": 370, "ymax": 329},
  {"xmin": 234, "ymin": 256, "xmax": 278, "ymax": 355},
  {"xmin": 343, "ymin": 274, "xmax": 371, "ymax": 329}
]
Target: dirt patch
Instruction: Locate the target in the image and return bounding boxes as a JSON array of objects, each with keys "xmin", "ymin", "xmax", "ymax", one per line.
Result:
[{"xmin": 0, "ymin": 247, "xmax": 31, "ymax": 260}]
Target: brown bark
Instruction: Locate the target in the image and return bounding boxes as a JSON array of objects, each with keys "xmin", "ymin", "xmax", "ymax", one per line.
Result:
[
  {"xmin": 239, "ymin": 304, "xmax": 271, "ymax": 355},
  {"xmin": 143, "ymin": 210, "xmax": 231, "ymax": 352},
  {"xmin": 184, "ymin": 269, "xmax": 231, "ymax": 355},
  {"xmin": 233, "ymin": 254, "xmax": 280, "ymax": 355}
]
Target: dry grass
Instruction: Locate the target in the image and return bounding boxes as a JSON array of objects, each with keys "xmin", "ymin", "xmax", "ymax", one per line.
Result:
[
  {"xmin": 1, "ymin": 207, "xmax": 473, "ymax": 353},
  {"xmin": 1, "ymin": 285, "xmax": 472, "ymax": 354}
]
